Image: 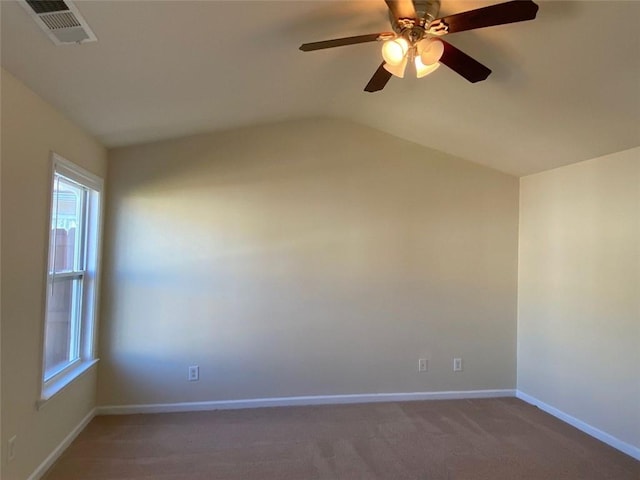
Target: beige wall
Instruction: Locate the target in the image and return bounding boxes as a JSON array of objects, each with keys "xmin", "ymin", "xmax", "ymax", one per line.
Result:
[
  {"xmin": 518, "ymin": 147, "xmax": 640, "ymax": 450},
  {"xmin": 1, "ymin": 69, "xmax": 107, "ymax": 480},
  {"xmin": 99, "ymin": 118, "xmax": 519, "ymax": 406}
]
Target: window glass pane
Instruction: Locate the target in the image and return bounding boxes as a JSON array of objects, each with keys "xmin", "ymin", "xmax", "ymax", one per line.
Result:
[
  {"xmin": 50, "ymin": 175, "xmax": 85, "ymax": 273},
  {"xmin": 44, "ymin": 278, "xmax": 82, "ymax": 378}
]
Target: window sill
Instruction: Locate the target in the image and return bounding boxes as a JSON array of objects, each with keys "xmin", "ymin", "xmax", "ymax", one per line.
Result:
[{"xmin": 37, "ymin": 358, "xmax": 99, "ymax": 410}]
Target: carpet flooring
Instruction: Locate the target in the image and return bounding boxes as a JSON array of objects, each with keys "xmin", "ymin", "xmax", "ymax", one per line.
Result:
[{"xmin": 43, "ymin": 398, "xmax": 639, "ymax": 479}]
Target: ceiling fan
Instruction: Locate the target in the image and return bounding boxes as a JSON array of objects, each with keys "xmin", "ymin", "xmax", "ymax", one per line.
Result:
[{"xmin": 299, "ymin": 0, "xmax": 539, "ymax": 92}]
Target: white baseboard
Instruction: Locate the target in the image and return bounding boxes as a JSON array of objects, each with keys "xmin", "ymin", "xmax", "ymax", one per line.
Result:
[
  {"xmin": 96, "ymin": 389, "xmax": 516, "ymax": 416},
  {"xmin": 516, "ymin": 390, "xmax": 640, "ymax": 461},
  {"xmin": 27, "ymin": 408, "xmax": 96, "ymax": 480}
]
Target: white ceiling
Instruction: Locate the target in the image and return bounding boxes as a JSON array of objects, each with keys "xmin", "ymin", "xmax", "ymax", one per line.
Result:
[{"xmin": 2, "ymin": 0, "xmax": 639, "ymax": 176}]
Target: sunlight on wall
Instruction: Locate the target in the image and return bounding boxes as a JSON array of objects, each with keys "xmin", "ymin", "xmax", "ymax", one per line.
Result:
[{"xmin": 99, "ymin": 119, "xmax": 519, "ymax": 405}]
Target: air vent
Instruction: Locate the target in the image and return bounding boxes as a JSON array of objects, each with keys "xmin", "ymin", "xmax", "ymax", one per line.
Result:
[
  {"xmin": 19, "ymin": 0, "xmax": 97, "ymax": 45},
  {"xmin": 25, "ymin": 1, "xmax": 69, "ymax": 14},
  {"xmin": 40, "ymin": 12, "xmax": 81, "ymax": 30}
]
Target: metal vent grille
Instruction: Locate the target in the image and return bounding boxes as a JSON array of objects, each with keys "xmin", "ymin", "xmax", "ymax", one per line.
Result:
[
  {"xmin": 18, "ymin": 0, "xmax": 97, "ymax": 45},
  {"xmin": 40, "ymin": 11, "xmax": 81, "ymax": 30},
  {"xmin": 25, "ymin": 0, "xmax": 69, "ymax": 14}
]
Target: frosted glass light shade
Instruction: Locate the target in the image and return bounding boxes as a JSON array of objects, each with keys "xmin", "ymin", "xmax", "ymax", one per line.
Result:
[
  {"xmin": 381, "ymin": 38, "xmax": 409, "ymax": 66},
  {"xmin": 417, "ymin": 38, "xmax": 444, "ymax": 66},
  {"xmin": 383, "ymin": 56, "xmax": 408, "ymax": 78},
  {"xmin": 415, "ymin": 57, "xmax": 441, "ymax": 78}
]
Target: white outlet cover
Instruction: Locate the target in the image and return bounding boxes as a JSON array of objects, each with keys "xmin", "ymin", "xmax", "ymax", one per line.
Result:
[
  {"xmin": 418, "ymin": 358, "xmax": 428, "ymax": 372},
  {"xmin": 453, "ymin": 358, "xmax": 463, "ymax": 372}
]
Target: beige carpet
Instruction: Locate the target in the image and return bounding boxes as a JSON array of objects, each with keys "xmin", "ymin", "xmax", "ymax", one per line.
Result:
[{"xmin": 43, "ymin": 398, "xmax": 639, "ymax": 479}]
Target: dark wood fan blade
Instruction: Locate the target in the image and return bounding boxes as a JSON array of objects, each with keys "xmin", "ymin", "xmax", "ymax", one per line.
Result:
[
  {"xmin": 385, "ymin": 0, "xmax": 417, "ymax": 21},
  {"xmin": 439, "ymin": 41, "xmax": 491, "ymax": 83},
  {"xmin": 300, "ymin": 33, "xmax": 387, "ymax": 51},
  {"xmin": 433, "ymin": 0, "xmax": 539, "ymax": 34},
  {"xmin": 364, "ymin": 63, "xmax": 393, "ymax": 92}
]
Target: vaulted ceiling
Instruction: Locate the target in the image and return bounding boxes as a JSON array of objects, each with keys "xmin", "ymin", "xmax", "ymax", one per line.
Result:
[{"xmin": 2, "ymin": 1, "xmax": 639, "ymax": 176}]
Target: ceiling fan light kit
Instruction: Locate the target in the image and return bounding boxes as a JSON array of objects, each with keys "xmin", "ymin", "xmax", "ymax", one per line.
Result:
[
  {"xmin": 384, "ymin": 56, "xmax": 409, "ymax": 78},
  {"xmin": 381, "ymin": 33, "xmax": 443, "ymax": 79},
  {"xmin": 419, "ymin": 38, "xmax": 445, "ymax": 65},
  {"xmin": 299, "ymin": 0, "xmax": 539, "ymax": 92},
  {"xmin": 381, "ymin": 37, "xmax": 409, "ymax": 65},
  {"xmin": 415, "ymin": 58, "xmax": 441, "ymax": 78}
]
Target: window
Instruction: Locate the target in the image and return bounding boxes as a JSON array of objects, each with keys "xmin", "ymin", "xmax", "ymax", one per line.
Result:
[{"xmin": 40, "ymin": 153, "xmax": 103, "ymax": 404}]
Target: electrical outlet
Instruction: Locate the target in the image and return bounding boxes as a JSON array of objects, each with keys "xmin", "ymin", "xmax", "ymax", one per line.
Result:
[
  {"xmin": 453, "ymin": 357, "xmax": 463, "ymax": 372},
  {"xmin": 8, "ymin": 435, "xmax": 17, "ymax": 462},
  {"xmin": 418, "ymin": 358, "xmax": 428, "ymax": 372},
  {"xmin": 188, "ymin": 365, "xmax": 199, "ymax": 381}
]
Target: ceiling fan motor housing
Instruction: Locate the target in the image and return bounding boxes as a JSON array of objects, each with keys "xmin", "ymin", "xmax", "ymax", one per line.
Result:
[
  {"xmin": 415, "ymin": 0, "xmax": 442, "ymax": 24},
  {"xmin": 390, "ymin": 0, "xmax": 441, "ymax": 33}
]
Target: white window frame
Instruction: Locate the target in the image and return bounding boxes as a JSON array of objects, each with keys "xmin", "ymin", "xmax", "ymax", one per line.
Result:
[{"xmin": 38, "ymin": 153, "xmax": 104, "ymax": 407}]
